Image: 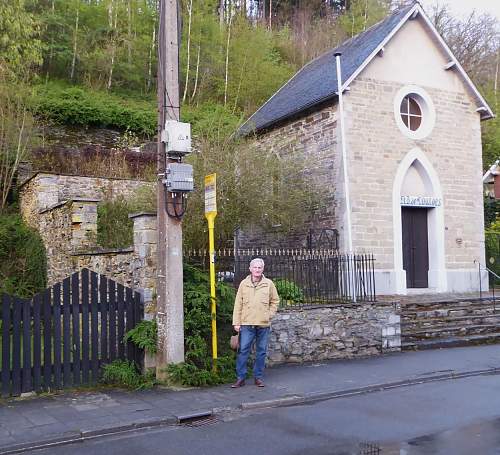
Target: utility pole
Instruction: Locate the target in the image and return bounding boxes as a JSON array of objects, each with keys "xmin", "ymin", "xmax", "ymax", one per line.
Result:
[{"xmin": 156, "ymin": 0, "xmax": 185, "ymax": 376}]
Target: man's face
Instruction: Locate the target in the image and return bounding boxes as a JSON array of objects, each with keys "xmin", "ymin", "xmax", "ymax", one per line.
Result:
[{"xmin": 249, "ymin": 262, "xmax": 264, "ymax": 280}]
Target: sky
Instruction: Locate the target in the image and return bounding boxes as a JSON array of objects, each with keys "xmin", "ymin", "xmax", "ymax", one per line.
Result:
[{"xmin": 419, "ymin": 0, "xmax": 500, "ymax": 20}]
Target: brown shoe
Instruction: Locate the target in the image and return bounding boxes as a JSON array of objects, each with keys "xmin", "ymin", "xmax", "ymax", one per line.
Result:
[
  {"xmin": 231, "ymin": 379, "xmax": 245, "ymax": 388},
  {"xmin": 254, "ymin": 378, "xmax": 265, "ymax": 387}
]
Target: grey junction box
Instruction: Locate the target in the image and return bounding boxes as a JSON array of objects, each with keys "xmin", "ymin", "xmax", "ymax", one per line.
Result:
[{"xmin": 164, "ymin": 163, "xmax": 194, "ymax": 192}]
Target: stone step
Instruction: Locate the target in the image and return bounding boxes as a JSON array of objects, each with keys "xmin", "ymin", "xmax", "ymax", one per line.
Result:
[
  {"xmin": 400, "ymin": 298, "xmax": 498, "ymax": 313},
  {"xmin": 402, "ymin": 324, "xmax": 500, "ymax": 342},
  {"xmin": 401, "ymin": 304, "xmax": 500, "ymax": 320},
  {"xmin": 402, "ymin": 332, "xmax": 500, "ymax": 351},
  {"xmin": 401, "ymin": 313, "xmax": 500, "ymax": 331}
]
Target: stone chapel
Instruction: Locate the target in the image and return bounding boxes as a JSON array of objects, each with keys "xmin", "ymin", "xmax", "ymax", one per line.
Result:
[{"xmin": 238, "ymin": 1, "xmax": 494, "ymax": 295}]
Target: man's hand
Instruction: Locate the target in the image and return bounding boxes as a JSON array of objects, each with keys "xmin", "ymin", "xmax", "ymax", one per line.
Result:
[{"xmin": 233, "ymin": 325, "xmax": 240, "ymax": 332}]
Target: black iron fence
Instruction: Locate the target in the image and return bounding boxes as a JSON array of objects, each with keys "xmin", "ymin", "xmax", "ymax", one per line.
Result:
[
  {"xmin": 1, "ymin": 269, "xmax": 144, "ymax": 398},
  {"xmin": 485, "ymin": 231, "xmax": 500, "ymax": 292},
  {"xmin": 185, "ymin": 249, "xmax": 376, "ymax": 305}
]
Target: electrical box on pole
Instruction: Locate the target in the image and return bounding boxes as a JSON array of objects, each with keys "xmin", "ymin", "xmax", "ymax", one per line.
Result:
[
  {"xmin": 164, "ymin": 163, "xmax": 194, "ymax": 192},
  {"xmin": 161, "ymin": 121, "xmax": 192, "ymax": 156}
]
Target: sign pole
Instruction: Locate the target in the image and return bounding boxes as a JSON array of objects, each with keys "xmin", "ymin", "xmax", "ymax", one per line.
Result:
[{"xmin": 204, "ymin": 174, "xmax": 218, "ymax": 371}]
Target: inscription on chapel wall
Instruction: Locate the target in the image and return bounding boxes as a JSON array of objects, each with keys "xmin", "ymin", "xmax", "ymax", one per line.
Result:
[{"xmin": 400, "ymin": 195, "xmax": 442, "ymax": 207}]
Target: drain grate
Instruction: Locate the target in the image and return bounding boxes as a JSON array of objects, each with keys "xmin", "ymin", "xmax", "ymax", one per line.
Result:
[
  {"xmin": 181, "ymin": 414, "xmax": 219, "ymax": 427},
  {"xmin": 359, "ymin": 442, "xmax": 381, "ymax": 455}
]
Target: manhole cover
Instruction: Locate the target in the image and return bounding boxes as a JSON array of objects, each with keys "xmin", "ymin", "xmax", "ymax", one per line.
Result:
[{"xmin": 359, "ymin": 442, "xmax": 381, "ymax": 455}]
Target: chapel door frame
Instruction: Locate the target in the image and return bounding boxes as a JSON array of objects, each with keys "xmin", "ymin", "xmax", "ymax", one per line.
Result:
[{"xmin": 392, "ymin": 148, "xmax": 447, "ymax": 294}]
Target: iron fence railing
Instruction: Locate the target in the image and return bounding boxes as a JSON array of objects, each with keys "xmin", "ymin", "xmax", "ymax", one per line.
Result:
[
  {"xmin": 476, "ymin": 260, "xmax": 499, "ymax": 309},
  {"xmin": 185, "ymin": 249, "xmax": 376, "ymax": 306}
]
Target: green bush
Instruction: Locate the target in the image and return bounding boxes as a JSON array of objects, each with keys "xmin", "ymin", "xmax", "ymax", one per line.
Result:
[
  {"xmin": 101, "ymin": 360, "xmax": 156, "ymax": 390},
  {"xmin": 166, "ymin": 355, "xmax": 236, "ymax": 387},
  {"xmin": 274, "ymin": 278, "xmax": 304, "ymax": 304},
  {"xmin": 165, "ymin": 264, "xmax": 236, "ymax": 387},
  {"xmin": 32, "ymin": 83, "xmax": 156, "ymax": 136},
  {"xmin": 96, "ymin": 197, "xmax": 134, "ymax": 249},
  {"xmin": 484, "ymin": 196, "xmax": 500, "ymax": 228},
  {"xmin": 0, "ymin": 213, "xmax": 46, "ymax": 298},
  {"xmin": 124, "ymin": 320, "xmax": 158, "ymax": 355}
]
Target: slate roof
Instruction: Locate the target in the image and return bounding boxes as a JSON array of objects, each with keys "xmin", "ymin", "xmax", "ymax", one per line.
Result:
[{"xmin": 239, "ymin": 4, "xmax": 417, "ymax": 135}]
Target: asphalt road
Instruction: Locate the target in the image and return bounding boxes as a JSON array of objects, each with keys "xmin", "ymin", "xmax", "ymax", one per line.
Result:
[{"xmin": 34, "ymin": 374, "xmax": 500, "ymax": 455}]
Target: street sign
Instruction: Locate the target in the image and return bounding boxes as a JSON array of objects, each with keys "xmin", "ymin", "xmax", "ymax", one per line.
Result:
[{"xmin": 204, "ymin": 173, "xmax": 217, "ymax": 215}]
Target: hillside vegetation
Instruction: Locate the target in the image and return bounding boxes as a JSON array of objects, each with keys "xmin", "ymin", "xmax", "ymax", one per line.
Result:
[{"xmin": 0, "ymin": 0, "xmax": 498, "ymax": 253}]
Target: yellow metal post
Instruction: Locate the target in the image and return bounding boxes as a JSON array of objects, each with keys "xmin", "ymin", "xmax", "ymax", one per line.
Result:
[
  {"xmin": 207, "ymin": 214, "xmax": 217, "ymax": 370},
  {"xmin": 204, "ymin": 174, "xmax": 218, "ymax": 371}
]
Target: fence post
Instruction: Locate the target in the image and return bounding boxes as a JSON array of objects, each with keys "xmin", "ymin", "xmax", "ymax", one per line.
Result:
[{"xmin": 1, "ymin": 295, "xmax": 11, "ymax": 398}]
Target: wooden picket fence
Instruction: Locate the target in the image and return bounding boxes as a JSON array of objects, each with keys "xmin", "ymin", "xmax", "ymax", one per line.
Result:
[{"xmin": 0, "ymin": 269, "xmax": 144, "ymax": 398}]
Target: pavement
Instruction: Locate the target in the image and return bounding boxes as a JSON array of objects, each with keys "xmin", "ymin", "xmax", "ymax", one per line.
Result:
[{"xmin": 1, "ymin": 344, "xmax": 500, "ymax": 454}]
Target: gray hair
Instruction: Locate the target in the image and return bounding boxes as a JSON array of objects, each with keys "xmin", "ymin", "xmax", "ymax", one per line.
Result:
[{"xmin": 249, "ymin": 258, "xmax": 265, "ymax": 268}]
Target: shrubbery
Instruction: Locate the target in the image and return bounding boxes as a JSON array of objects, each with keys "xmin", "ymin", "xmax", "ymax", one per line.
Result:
[
  {"xmin": 31, "ymin": 145, "xmax": 156, "ymax": 181},
  {"xmin": 0, "ymin": 213, "xmax": 47, "ymax": 298},
  {"xmin": 101, "ymin": 360, "xmax": 156, "ymax": 390},
  {"xmin": 166, "ymin": 264, "xmax": 237, "ymax": 386},
  {"xmin": 102, "ymin": 265, "xmax": 237, "ymax": 388},
  {"xmin": 274, "ymin": 278, "xmax": 304, "ymax": 305},
  {"xmin": 96, "ymin": 197, "xmax": 134, "ymax": 249},
  {"xmin": 32, "ymin": 83, "xmax": 156, "ymax": 136},
  {"xmin": 123, "ymin": 320, "xmax": 158, "ymax": 355},
  {"xmin": 96, "ymin": 189, "xmax": 155, "ymax": 249}
]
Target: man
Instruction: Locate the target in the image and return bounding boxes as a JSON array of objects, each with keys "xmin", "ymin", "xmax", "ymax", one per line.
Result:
[{"xmin": 231, "ymin": 258, "xmax": 280, "ymax": 388}]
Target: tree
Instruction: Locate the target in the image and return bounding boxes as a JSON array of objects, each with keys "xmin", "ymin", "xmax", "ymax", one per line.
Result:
[
  {"xmin": 0, "ymin": 1, "xmax": 41, "ymax": 211},
  {"xmin": 0, "ymin": 0, "xmax": 42, "ymax": 77},
  {"xmin": 430, "ymin": 7, "xmax": 499, "ymax": 87},
  {"xmin": 429, "ymin": 6, "xmax": 500, "ymax": 171},
  {"xmin": 180, "ymin": 104, "xmax": 324, "ymax": 249},
  {"xmin": 0, "ymin": 82, "xmax": 37, "ymax": 211},
  {"xmin": 339, "ymin": 0, "xmax": 390, "ymax": 37}
]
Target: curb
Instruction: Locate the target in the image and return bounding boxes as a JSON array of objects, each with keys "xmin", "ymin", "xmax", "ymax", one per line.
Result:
[
  {"xmin": 1, "ymin": 367, "xmax": 499, "ymax": 454},
  {"xmin": 240, "ymin": 367, "xmax": 500, "ymax": 410},
  {"xmin": 0, "ymin": 417, "xmax": 178, "ymax": 455}
]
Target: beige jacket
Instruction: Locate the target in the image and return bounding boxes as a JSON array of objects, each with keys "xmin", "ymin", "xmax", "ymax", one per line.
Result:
[{"xmin": 232, "ymin": 275, "xmax": 280, "ymax": 327}]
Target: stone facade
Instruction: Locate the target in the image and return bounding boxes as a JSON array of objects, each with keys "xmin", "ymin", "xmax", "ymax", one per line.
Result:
[
  {"xmin": 237, "ymin": 106, "xmax": 340, "ymax": 250},
  {"xmin": 38, "ymin": 198, "xmax": 103, "ymax": 285},
  {"xmin": 267, "ymin": 302, "xmax": 401, "ymax": 365}
]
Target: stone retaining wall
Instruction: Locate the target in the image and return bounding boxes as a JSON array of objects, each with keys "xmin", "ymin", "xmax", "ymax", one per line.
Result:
[{"xmin": 267, "ymin": 302, "xmax": 401, "ymax": 365}]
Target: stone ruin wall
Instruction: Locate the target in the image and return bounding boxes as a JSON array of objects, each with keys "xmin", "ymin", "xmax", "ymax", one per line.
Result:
[{"xmin": 19, "ymin": 172, "xmax": 154, "ymax": 231}]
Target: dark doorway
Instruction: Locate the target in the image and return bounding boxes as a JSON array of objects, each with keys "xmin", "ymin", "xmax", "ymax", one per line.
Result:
[{"xmin": 402, "ymin": 207, "xmax": 429, "ymax": 288}]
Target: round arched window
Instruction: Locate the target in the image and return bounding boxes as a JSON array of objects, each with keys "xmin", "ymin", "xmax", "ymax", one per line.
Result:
[
  {"xmin": 400, "ymin": 96, "xmax": 422, "ymax": 131},
  {"xmin": 394, "ymin": 86, "xmax": 435, "ymax": 140}
]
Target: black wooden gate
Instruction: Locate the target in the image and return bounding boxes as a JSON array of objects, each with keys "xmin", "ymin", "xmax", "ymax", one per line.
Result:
[{"xmin": 1, "ymin": 269, "xmax": 144, "ymax": 398}]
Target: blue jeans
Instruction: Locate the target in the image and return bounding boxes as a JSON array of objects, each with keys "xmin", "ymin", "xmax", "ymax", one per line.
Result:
[{"xmin": 236, "ymin": 326, "xmax": 270, "ymax": 380}]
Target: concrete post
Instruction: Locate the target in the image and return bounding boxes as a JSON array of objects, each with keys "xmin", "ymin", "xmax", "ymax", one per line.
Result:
[{"xmin": 130, "ymin": 212, "xmax": 158, "ymax": 370}]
